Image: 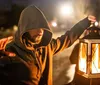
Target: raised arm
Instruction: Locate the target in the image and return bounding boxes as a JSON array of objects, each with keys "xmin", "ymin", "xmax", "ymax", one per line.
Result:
[{"xmin": 51, "ymin": 15, "xmax": 96, "ymax": 55}]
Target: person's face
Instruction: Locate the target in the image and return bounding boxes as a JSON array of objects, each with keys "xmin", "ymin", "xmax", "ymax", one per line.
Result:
[{"xmin": 28, "ymin": 28, "xmax": 44, "ymax": 44}]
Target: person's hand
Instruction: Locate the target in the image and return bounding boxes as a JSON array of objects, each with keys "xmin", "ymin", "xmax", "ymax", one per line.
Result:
[
  {"xmin": 0, "ymin": 36, "xmax": 13, "ymax": 50},
  {"xmin": 88, "ymin": 15, "xmax": 96, "ymax": 23},
  {"xmin": 0, "ymin": 36, "xmax": 15, "ymax": 57}
]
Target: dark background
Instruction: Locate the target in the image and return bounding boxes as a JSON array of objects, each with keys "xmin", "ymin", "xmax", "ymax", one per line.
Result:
[
  {"xmin": 0, "ymin": 0, "xmax": 100, "ymax": 29},
  {"xmin": 0, "ymin": 0, "xmax": 100, "ymax": 85}
]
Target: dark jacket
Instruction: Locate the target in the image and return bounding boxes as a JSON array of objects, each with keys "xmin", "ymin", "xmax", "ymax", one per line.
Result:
[{"xmin": 0, "ymin": 5, "xmax": 91, "ymax": 85}]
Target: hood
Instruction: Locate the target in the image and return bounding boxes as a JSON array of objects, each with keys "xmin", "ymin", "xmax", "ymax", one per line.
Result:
[{"xmin": 14, "ymin": 5, "xmax": 52, "ymax": 50}]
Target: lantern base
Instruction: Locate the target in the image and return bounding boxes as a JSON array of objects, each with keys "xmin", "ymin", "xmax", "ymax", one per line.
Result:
[
  {"xmin": 77, "ymin": 70, "xmax": 100, "ymax": 78},
  {"xmin": 74, "ymin": 73, "xmax": 100, "ymax": 85}
]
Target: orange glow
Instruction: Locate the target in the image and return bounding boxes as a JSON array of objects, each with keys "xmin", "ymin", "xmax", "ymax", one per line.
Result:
[
  {"xmin": 79, "ymin": 43, "xmax": 87, "ymax": 73},
  {"xmin": 79, "ymin": 43, "xmax": 100, "ymax": 74},
  {"xmin": 92, "ymin": 44, "xmax": 100, "ymax": 73}
]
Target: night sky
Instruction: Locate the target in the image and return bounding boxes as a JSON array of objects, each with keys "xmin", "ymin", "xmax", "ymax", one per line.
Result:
[
  {"xmin": 0, "ymin": 0, "xmax": 100, "ymax": 18},
  {"xmin": 0, "ymin": 0, "xmax": 62, "ymax": 19},
  {"xmin": 0, "ymin": 0, "xmax": 100, "ymax": 28},
  {"xmin": 0, "ymin": 0, "xmax": 61, "ymax": 10},
  {"xmin": 0, "ymin": 0, "xmax": 66, "ymax": 26}
]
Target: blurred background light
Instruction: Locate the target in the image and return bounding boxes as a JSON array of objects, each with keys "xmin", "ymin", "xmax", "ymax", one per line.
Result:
[
  {"xmin": 13, "ymin": 25, "xmax": 18, "ymax": 32},
  {"xmin": 60, "ymin": 3, "xmax": 74, "ymax": 17},
  {"xmin": 51, "ymin": 21, "xmax": 57, "ymax": 27},
  {"xmin": 95, "ymin": 21, "xmax": 99, "ymax": 27}
]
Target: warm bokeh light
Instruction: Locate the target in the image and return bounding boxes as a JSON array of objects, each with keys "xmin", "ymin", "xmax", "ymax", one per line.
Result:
[
  {"xmin": 13, "ymin": 25, "xmax": 18, "ymax": 32},
  {"xmin": 51, "ymin": 21, "xmax": 57, "ymax": 27},
  {"xmin": 60, "ymin": 4, "xmax": 74, "ymax": 16},
  {"xmin": 95, "ymin": 21, "xmax": 99, "ymax": 27}
]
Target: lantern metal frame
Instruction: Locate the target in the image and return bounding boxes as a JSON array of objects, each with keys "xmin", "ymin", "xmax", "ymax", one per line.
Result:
[
  {"xmin": 77, "ymin": 39, "xmax": 100, "ymax": 78},
  {"xmin": 77, "ymin": 26, "xmax": 100, "ymax": 79}
]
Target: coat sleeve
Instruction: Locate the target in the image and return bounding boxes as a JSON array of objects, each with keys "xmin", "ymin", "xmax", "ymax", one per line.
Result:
[{"xmin": 50, "ymin": 17, "xmax": 91, "ymax": 55}]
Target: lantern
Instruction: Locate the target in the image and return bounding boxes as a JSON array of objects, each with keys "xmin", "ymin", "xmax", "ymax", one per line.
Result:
[{"xmin": 77, "ymin": 25, "xmax": 100, "ymax": 79}]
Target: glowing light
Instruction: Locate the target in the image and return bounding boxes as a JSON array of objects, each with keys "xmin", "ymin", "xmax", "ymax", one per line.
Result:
[
  {"xmin": 95, "ymin": 22, "xmax": 99, "ymax": 27},
  {"xmin": 92, "ymin": 44, "xmax": 100, "ymax": 73},
  {"xmin": 13, "ymin": 25, "xmax": 18, "ymax": 32},
  {"xmin": 60, "ymin": 4, "xmax": 74, "ymax": 16},
  {"xmin": 79, "ymin": 58, "xmax": 86, "ymax": 72},
  {"xmin": 79, "ymin": 43, "xmax": 87, "ymax": 73},
  {"xmin": 51, "ymin": 21, "xmax": 57, "ymax": 27}
]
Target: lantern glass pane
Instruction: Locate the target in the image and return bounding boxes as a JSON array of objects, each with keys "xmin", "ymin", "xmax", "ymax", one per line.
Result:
[
  {"xmin": 79, "ymin": 43, "xmax": 87, "ymax": 73},
  {"xmin": 92, "ymin": 44, "xmax": 100, "ymax": 73}
]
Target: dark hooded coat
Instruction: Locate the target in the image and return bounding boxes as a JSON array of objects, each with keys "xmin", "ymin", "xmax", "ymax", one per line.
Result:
[{"xmin": 0, "ymin": 5, "xmax": 91, "ymax": 85}]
